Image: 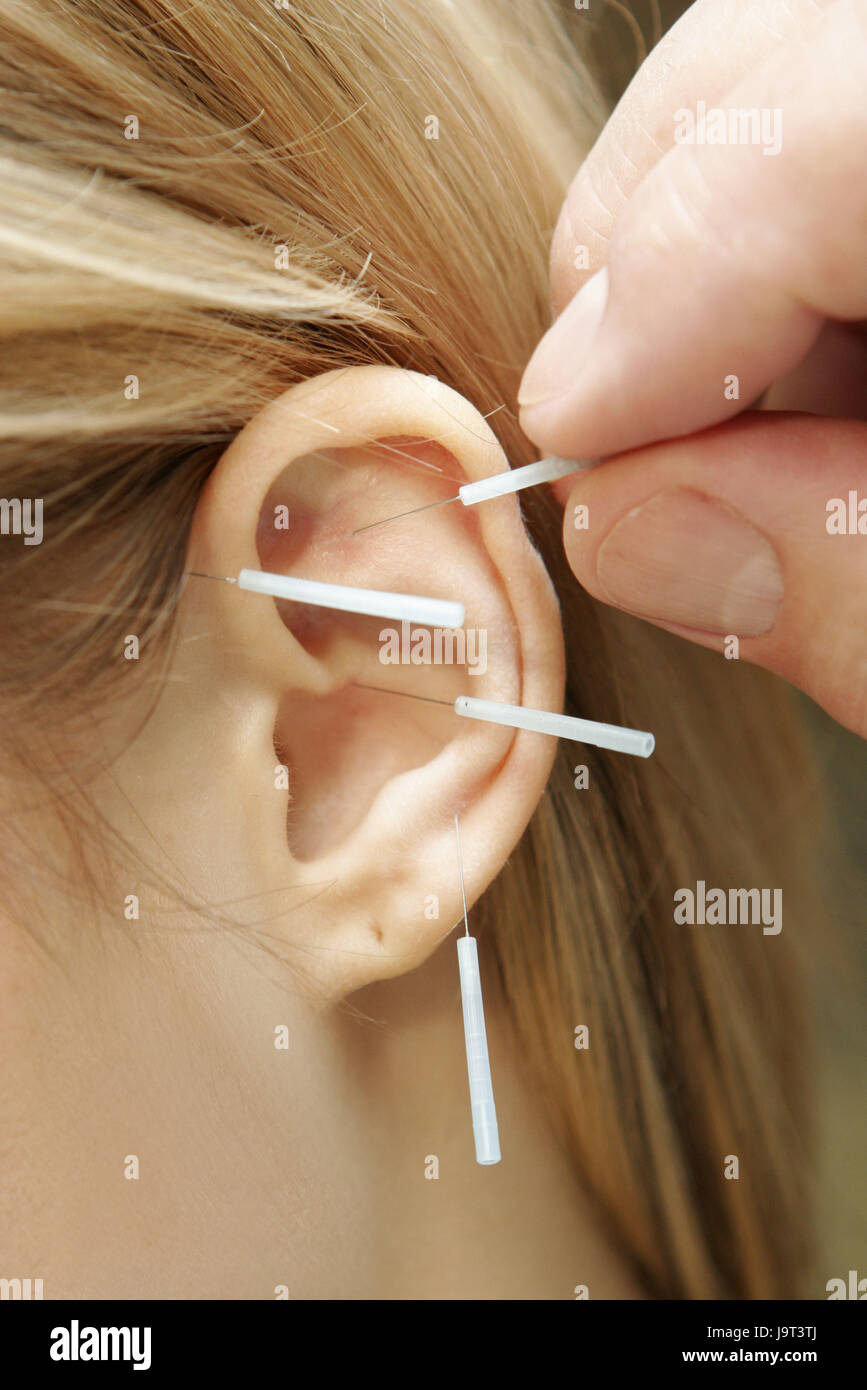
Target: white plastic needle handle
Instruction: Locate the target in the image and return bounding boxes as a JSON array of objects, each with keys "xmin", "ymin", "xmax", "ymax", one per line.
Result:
[
  {"xmin": 454, "ymin": 694, "xmax": 655, "ymax": 758},
  {"xmin": 457, "ymin": 935, "xmax": 501, "ymax": 1166},
  {"xmin": 351, "ymin": 455, "xmax": 596, "ymax": 534},
  {"xmin": 458, "ymin": 455, "xmax": 591, "ymax": 507},
  {"xmin": 237, "ymin": 568, "xmax": 464, "ymax": 629}
]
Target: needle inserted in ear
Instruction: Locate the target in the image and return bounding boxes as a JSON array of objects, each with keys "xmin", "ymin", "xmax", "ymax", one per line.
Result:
[
  {"xmin": 454, "ymin": 695, "xmax": 654, "ymax": 758},
  {"xmin": 184, "ymin": 568, "xmax": 464, "ymax": 628},
  {"xmin": 351, "ymin": 455, "xmax": 592, "ymax": 535},
  {"xmin": 454, "ymin": 813, "xmax": 501, "ymax": 1166},
  {"xmin": 352, "ymin": 684, "xmax": 655, "ymax": 757},
  {"xmin": 351, "ymin": 681, "xmax": 455, "ymax": 708},
  {"xmin": 352, "ymin": 495, "xmax": 461, "ymax": 534}
]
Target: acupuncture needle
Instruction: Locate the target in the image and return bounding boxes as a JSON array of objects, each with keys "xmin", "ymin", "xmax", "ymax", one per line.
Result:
[
  {"xmin": 183, "ymin": 568, "xmax": 464, "ymax": 628},
  {"xmin": 353, "ymin": 683, "xmax": 655, "ymax": 758},
  {"xmin": 454, "ymin": 813, "xmax": 501, "ymax": 1166},
  {"xmin": 352, "ymin": 455, "xmax": 593, "ymax": 535}
]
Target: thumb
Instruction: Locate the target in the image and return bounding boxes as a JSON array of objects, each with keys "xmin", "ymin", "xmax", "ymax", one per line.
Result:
[
  {"xmin": 561, "ymin": 413, "xmax": 867, "ymax": 739},
  {"xmin": 519, "ymin": 0, "xmax": 867, "ymax": 461}
]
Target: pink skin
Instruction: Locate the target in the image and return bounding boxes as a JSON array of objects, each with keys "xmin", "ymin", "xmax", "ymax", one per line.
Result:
[{"xmin": 518, "ymin": 0, "xmax": 867, "ymax": 736}]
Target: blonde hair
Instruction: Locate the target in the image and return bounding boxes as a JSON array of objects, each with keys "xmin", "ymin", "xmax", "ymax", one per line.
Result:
[{"xmin": 0, "ymin": 0, "xmax": 816, "ymax": 1296}]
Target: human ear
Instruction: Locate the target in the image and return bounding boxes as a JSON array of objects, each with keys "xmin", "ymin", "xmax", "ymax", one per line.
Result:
[{"xmin": 123, "ymin": 367, "xmax": 564, "ymax": 1000}]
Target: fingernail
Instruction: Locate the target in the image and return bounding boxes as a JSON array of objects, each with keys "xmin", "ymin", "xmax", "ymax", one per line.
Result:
[
  {"xmin": 595, "ymin": 490, "xmax": 784, "ymax": 636},
  {"xmin": 518, "ymin": 267, "xmax": 608, "ymax": 408}
]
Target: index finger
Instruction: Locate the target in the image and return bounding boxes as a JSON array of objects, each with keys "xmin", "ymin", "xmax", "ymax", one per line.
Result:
[
  {"xmin": 520, "ymin": 1, "xmax": 867, "ymax": 463},
  {"xmin": 549, "ymin": 0, "xmax": 835, "ymax": 313}
]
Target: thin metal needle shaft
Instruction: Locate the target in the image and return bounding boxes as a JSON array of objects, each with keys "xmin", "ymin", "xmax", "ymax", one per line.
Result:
[
  {"xmin": 455, "ymin": 813, "xmax": 470, "ymax": 937},
  {"xmin": 352, "ymin": 681, "xmax": 454, "ymax": 707},
  {"xmin": 184, "ymin": 571, "xmax": 237, "ymax": 582},
  {"xmin": 351, "ymin": 494, "xmax": 460, "ymax": 535}
]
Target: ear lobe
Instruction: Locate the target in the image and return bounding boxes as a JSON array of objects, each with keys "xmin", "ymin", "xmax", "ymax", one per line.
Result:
[{"xmin": 166, "ymin": 366, "xmax": 565, "ymax": 998}]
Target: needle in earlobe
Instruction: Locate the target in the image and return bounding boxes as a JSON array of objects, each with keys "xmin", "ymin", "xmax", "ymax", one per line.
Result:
[{"xmin": 454, "ymin": 813, "xmax": 501, "ymax": 1167}]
